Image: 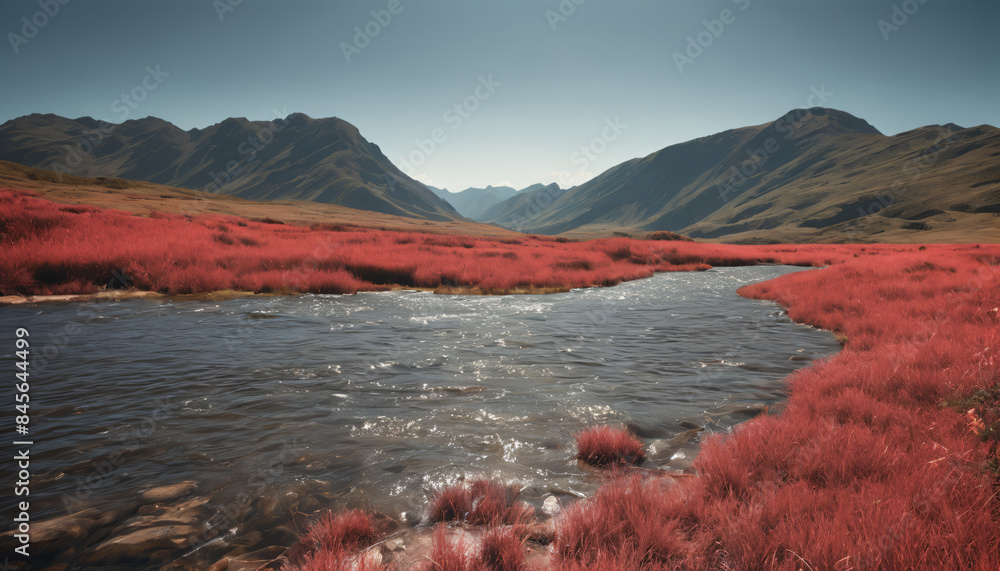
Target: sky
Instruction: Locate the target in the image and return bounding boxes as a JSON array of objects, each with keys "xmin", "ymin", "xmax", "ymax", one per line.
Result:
[{"xmin": 1, "ymin": 0, "xmax": 997, "ymax": 191}]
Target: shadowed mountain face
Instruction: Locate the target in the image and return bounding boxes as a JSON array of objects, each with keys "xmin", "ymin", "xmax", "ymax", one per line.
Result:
[
  {"xmin": 502, "ymin": 108, "xmax": 1000, "ymax": 242},
  {"xmin": 481, "ymin": 183, "xmax": 568, "ymax": 230},
  {"xmin": 0, "ymin": 113, "xmax": 461, "ymax": 222}
]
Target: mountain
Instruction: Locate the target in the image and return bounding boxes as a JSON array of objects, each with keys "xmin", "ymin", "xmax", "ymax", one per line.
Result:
[
  {"xmin": 481, "ymin": 183, "xmax": 567, "ymax": 230},
  {"xmin": 0, "ymin": 113, "xmax": 462, "ymax": 222},
  {"xmin": 516, "ymin": 183, "xmax": 550, "ymax": 194},
  {"xmin": 429, "ymin": 183, "xmax": 563, "ymax": 221},
  {"xmin": 507, "ymin": 108, "xmax": 1000, "ymax": 242},
  {"xmin": 430, "ymin": 185, "xmax": 519, "ymax": 220},
  {"xmin": 0, "ymin": 160, "xmax": 521, "ymax": 238}
]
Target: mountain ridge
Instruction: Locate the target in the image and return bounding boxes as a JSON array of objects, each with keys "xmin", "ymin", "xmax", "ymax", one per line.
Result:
[
  {"xmin": 429, "ymin": 183, "xmax": 563, "ymax": 221},
  {"xmin": 0, "ymin": 112, "xmax": 462, "ymax": 222},
  {"xmin": 502, "ymin": 108, "xmax": 1000, "ymax": 242},
  {"xmin": 3, "ymin": 108, "xmax": 998, "ymax": 243}
]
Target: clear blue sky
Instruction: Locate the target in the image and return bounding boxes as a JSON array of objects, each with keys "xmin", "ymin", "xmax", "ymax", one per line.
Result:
[{"xmin": 1, "ymin": 0, "xmax": 997, "ymax": 191}]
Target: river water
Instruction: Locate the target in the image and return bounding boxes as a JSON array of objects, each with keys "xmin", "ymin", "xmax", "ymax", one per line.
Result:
[{"xmin": 0, "ymin": 266, "xmax": 838, "ymax": 568}]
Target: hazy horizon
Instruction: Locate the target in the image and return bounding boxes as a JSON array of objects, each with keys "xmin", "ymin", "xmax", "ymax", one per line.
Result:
[{"xmin": 2, "ymin": 0, "xmax": 997, "ymax": 190}]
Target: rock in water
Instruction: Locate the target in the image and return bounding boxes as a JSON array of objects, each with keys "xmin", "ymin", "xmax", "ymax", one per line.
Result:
[
  {"xmin": 541, "ymin": 496, "xmax": 560, "ymax": 517},
  {"xmin": 140, "ymin": 481, "xmax": 198, "ymax": 503}
]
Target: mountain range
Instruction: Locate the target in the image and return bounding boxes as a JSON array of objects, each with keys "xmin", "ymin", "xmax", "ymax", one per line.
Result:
[
  {"xmin": 480, "ymin": 183, "xmax": 568, "ymax": 230},
  {"xmin": 429, "ymin": 183, "xmax": 560, "ymax": 221},
  {"xmin": 2, "ymin": 108, "xmax": 998, "ymax": 243},
  {"xmin": 503, "ymin": 108, "xmax": 1000, "ymax": 242},
  {"xmin": 0, "ymin": 112, "xmax": 460, "ymax": 222}
]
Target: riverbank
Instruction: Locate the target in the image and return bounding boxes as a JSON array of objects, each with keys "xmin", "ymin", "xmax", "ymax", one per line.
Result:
[
  {"xmin": 272, "ymin": 245, "xmax": 999, "ymax": 570},
  {"xmin": 0, "ymin": 285, "xmax": 588, "ymax": 306},
  {"xmin": 3, "ymin": 187, "xmax": 834, "ymax": 299}
]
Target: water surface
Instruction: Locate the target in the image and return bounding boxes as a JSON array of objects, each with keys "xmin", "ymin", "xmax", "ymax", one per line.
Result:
[{"xmin": 0, "ymin": 266, "xmax": 838, "ymax": 567}]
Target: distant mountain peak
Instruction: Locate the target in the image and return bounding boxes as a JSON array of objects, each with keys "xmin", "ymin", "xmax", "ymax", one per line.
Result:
[
  {"xmin": 773, "ymin": 107, "xmax": 882, "ymax": 137},
  {"xmin": 283, "ymin": 112, "xmax": 316, "ymax": 127},
  {"xmin": 122, "ymin": 116, "xmax": 173, "ymax": 127}
]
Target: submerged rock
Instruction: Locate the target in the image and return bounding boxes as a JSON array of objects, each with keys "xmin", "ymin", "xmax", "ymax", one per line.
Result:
[
  {"xmin": 140, "ymin": 481, "xmax": 198, "ymax": 503},
  {"xmin": 81, "ymin": 524, "xmax": 201, "ymax": 564},
  {"xmin": 702, "ymin": 403, "xmax": 769, "ymax": 425},
  {"xmin": 0, "ymin": 506, "xmax": 132, "ymax": 559},
  {"xmin": 647, "ymin": 427, "xmax": 704, "ymax": 462},
  {"xmin": 223, "ymin": 545, "xmax": 286, "ymax": 571}
]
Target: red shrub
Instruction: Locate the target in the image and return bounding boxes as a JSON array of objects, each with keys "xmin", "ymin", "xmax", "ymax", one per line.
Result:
[
  {"xmin": 553, "ymin": 475, "xmax": 700, "ymax": 569},
  {"xmin": 284, "ymin": 509, "xmax": 381, "ymax": 569},
  {"xmin": 429, "ymin": 484, "xmax": 474, "ymax": 523},
  {"xmin": 429, "ymin": 480, "xmax": 534, "ymax": 527},
  {"xmin": 426, "ymin": 524, "xmax": 482, "ymax": 571},
  {"xmin": 479, "ymin": 527, "xmax": 525, "ymax": 571},
  {"xmin": 575, "ymin": 426, "xmax": 645, "ymax": 467}
]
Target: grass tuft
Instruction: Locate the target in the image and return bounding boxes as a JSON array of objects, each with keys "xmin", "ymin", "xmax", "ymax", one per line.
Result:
[{"xmin": 575, "ymin": 426, "xmax": 645, "ymax": 467}]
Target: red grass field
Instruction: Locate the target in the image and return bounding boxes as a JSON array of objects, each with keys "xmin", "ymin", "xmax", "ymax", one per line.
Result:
[
  {"xmin": 1, "ymin": 188, "xmax": 842, "ymax": 297},
  {"xmin": 5, "ymin": 188, "xmax": 1000, "ymax": 568}
]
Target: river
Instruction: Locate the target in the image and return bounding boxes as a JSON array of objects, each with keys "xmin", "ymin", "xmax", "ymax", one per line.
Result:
[{"xmin": 0, "ymin": 266, "xmax": 839, "ymax": 568}]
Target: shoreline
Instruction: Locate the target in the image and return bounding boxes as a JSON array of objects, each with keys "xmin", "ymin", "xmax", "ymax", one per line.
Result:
[{"xmin": 0, "ymin": 284, "xmax": 610, "ymax": 306}]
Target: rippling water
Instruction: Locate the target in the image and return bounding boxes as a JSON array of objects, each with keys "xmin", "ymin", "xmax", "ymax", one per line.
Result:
[{"xmin": 0, "ymin": 266, "xmax": 838, "ymax": 567}]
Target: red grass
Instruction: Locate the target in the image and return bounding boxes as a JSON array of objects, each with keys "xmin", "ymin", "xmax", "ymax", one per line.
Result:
[
  {"xmin": 428, "ymin": 480, "xmax": 535, "ymax": 527},
  {"xmin": 575, "ymin": 426, "xmax": 646, "ymax": 467},
  {"xmin": 479, "ymin": 527, "xmax": 526, "ymax": 571},
  {"xmin": 554, "ymin": 475, "xmax": 699, "ymax": 569},
  {"xmin": 429, "ymin": 483, "xmax": 474, "ymax": 523},
  {"xmin": 283, "ymin": 509, "xmax": 382, "ymax": 570},
  {"xmin": 0, "ymin": 188, "xmax": 841, "ymax": 297},
  {"xmin": 421, "ymin": 524, "xmax": 526, "ymax": 571},
  {"xmin": 426, "ymin": 524, "xmax": 481, "ymax": 571}
]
